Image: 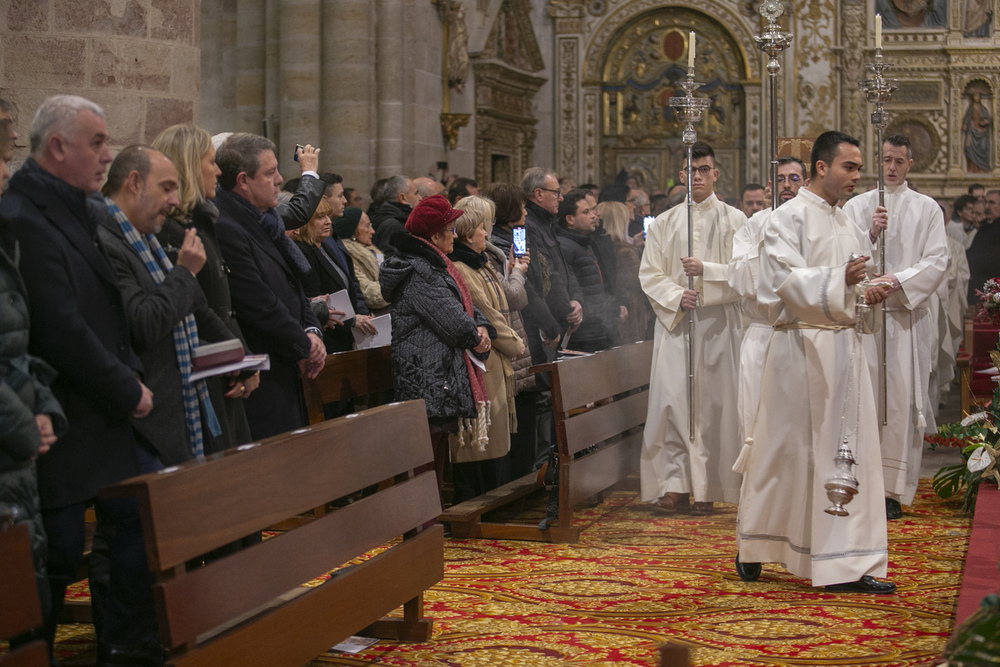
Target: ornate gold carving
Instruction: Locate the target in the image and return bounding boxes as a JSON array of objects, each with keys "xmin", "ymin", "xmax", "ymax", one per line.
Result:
[
  {"xmin": 840, "ymin": 0, "xmax": 868, "ymax": 142},
  {"xmin": 441, "ymin": 112, "xmax": 471, "ymax": 150},
  {"xmin": 480, "ymin": 0, "xmax": 545, "ymax": 73},
  {"xmin": 558, "ymin": 36, "xmax": 580, "ymax": 179}
]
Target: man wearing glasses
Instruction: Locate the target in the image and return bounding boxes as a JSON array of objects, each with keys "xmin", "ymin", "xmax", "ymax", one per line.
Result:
[
  {"xmin": 728, "ymin": 156, "xmax": 808, "ymax": 468},
  {"xmin": 638, "ymin": 141, "xmax": 745, "ymax": 516}
]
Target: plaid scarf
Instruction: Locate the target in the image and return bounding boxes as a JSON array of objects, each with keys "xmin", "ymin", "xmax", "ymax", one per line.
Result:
[{"xmin": 106, "ymin": 198, "xmax": 221, "ymax": 457}]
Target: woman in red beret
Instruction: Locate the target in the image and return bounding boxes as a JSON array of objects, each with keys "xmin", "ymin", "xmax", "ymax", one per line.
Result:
[{"xmin": 379, "ymin": 195, "xmax": 497, "ymax": 498}]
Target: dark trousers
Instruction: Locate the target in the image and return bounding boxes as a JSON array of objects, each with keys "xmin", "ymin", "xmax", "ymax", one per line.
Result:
[
  {"xmin": 43, "ymin": 444, "xmax": 163, "ymax": 651},
  {"xmin": 451, "ymin": 456, "xmax": 511, "ymax": 506},
  {"xmin": 508, "ymin": 392, "xmax": 539, "ymax": 479}
]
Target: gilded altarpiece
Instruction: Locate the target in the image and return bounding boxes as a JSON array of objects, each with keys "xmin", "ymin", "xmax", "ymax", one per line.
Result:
[
  {"xmin": 550, "ymin": 0, "xmax": 765, "ymax": 198},
  {"xmin": 599, "ymin": 10, "xmax": 748, "ymax": 197},
  {"xmin": 839, "ymin": 0, "xmax": 1000, "ymax": 196}
]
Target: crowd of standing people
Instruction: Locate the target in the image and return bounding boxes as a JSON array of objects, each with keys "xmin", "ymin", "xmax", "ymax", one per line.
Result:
[{"xmin": 0, "ymin": 92, "xmax": 990, "ymax": 666}]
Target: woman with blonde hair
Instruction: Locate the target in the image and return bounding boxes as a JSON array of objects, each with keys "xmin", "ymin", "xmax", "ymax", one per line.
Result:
[
  {"xmin": 598, "ymin": 200, "xmax": 649, "ymax": 343},
  {"xmin": 448, "ymin": 195, "xmax": 526, "ymax": 503},
  {"xmin": 152, "ymin": 123, "xmax": 257, "ymax": 452}
]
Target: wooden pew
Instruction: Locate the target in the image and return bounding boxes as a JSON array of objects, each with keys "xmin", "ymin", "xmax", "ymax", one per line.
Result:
[
  {"xmin": 101, "ymin": 400, "xmax": 443, "ymax": 667},
  {"xmin": 440, "ymin": 341, "xmax": 653, "ymax": 543},
  {"xmin": 302, "ymin": 346, "xmax": 393, "ymax": 425},
  {"xmin": 0, "ymin": 522, "xmax": 49, "ymax": 667}
]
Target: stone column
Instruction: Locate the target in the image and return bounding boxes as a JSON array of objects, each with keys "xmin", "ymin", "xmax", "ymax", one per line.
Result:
[
  {"xmin": 277, "ymin": 0, "xmax": 322, "ymax": 177},
  {"xmin": 1, "ymin": 0, "xmax": 200, "ymax": 159},
  {"xmin": 321, "ymin": 0, "xmax": 375, "ymax": 191},
  {"xmin": 375, "ymin": 0, "xmax": 405, "ymax": 177},
  {"xmin": 235, "ymin": 0, "xmax": 266, "ymax": 134}
]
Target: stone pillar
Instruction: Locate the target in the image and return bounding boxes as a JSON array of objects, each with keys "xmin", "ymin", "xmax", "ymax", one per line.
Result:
[
  {"xmin": 199, "ymin": 0, "xmax": 238, "ymax": 134},
  {"xmin": 1, "ymin": 0, "xmax": 200, "ymax": 160},
  {"xmin": 375, "ymin": 0, "xmax": 405, "ymax": 177},
  {"xmin": 321, "ymin": 0, "xmax": 375, "ymax": 191},
  {"xmin": 277, "ymin": 0, "xmax": 322, "ymax": 177},
  {"xmin": 235, "ymin": 0, "xmax": 266, "ymax": 134}
]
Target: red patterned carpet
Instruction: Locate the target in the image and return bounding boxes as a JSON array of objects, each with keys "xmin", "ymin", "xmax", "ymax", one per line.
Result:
[
  {"xmin": 314, "ymin": 480, "xmax": 969, "ymax": 667},
  {"xmin": 43, "ymin": 480, "xmax": 969, "ymax": 666}
]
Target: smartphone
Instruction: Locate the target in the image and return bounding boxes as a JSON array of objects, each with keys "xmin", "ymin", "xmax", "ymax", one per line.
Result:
[
  {"xmin": 437, "ymin": 161, "xmax": 449, "ymax": 171},
  {"xmin": 293, "ymin": 144, "xmax": 305, "ymax": 162},
  {"xmin": 643, "ymin": 215, "xmax": 655, "ymax": 237},
  {"xmin": 512, "ymin": 227, "xmax": 527, "ymax": 257}
]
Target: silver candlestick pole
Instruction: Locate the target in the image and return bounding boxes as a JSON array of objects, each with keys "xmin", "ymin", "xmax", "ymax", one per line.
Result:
[
  {"xmin": 753, "ymin": 0, "xmax": 793, "ymax": 211},
  {"xmin": 669, "ymin": 61, "xmax": 711, "ymax": 442},
  {"xmin": 859, "ymin": 44, "xmax": 899, "ymax": 427}
]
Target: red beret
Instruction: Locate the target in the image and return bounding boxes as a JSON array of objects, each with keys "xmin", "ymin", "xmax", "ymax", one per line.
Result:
[{"xmin": 405, "ymin": 194, "xmax": 463, "ymax": 238}]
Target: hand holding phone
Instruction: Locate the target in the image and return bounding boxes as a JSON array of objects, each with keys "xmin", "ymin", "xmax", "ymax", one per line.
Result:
[
  {"xmin": 512, "ymin": 226, "xmax": 527, "ymax": 257},
  {"xmin": 293, "ymin": 144, "xmax": 305, "ymax": 162},
  {"xmin": 642, "ymin": 215, "xmax": 655, "ymax": 237}
]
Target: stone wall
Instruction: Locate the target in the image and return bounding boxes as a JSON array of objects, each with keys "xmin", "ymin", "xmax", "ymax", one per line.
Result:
[
  {"xmin": 200, "ymin": 0, "xmax": 468, "ymax": 201},
  {"xmin": 0, "ymin": 0, "xmax": 201, "ymax": 163}
]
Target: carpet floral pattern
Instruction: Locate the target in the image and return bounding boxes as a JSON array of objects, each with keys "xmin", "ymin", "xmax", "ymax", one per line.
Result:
[
  {"xmin": 39, "ymin": 480, "xmax": 969, "ymax": 666},
  {"xmin": 316, "ymin": 480, "xmax": 968, "ymax": 667}
]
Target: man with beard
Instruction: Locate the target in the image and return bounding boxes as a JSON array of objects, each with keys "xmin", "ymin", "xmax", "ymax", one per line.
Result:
[
  {"xmin": 99, "ymin": 146, "xmax": 238, "ymax": 464},
  {"xmin": 842, "ymin": 134, "xmax": 948, "ymax": 520},
  {"xmin": 736, "ymin": 130, "xmax": 895, "ymax": 593},
  {"xmin": 728, "ymin": 156, "xmax": 807, "ymax": 467}
]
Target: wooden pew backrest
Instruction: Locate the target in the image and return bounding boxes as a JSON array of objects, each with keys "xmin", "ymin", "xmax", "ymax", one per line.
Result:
[
  {"xmin": 302, "ymin": 347, "xmax": 393, "ymax": 424},
  {"xmin": 0, "ymin": 522, "xmax": 49, "ymax": 667},
  {"xmin": 103, "ymin": 400, "xmax": 442, "ymax": 667}
]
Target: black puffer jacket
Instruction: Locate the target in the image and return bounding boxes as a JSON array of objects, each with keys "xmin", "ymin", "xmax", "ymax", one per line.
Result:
[
  {"xmin": 0, "ymin": 236, "xmax": 66, "ymax": 472},
  {"xmin": 379, "ymin": 232, "xmax": 495, "ymax": 422},
  {"xmin": 556, "ymin": 225, "xmax": 614, "ymax": 350},
  {"xmin": 372, "ymin": 201, "xmax": 413, "ymax": 255}
]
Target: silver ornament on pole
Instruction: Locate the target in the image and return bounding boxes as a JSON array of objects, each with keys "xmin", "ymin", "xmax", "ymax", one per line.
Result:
[
  {"xmin": 859, "ymin": 19, "xmax": 898, "ymax": 427},
  {"xmin": 753, "ymin": 0, "xmax": 793, "ymax": 210},
  {"xmin": 668, "ymin": 48, "xmax": 711, "ymax": 442}
]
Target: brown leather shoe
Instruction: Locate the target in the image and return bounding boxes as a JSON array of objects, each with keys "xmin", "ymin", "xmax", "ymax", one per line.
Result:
[
  {"xmin": 653, "ymin": 492, "xmax": 690, "ymax": 514},
  {"xmin": 690, "ymin": 501, "xmax": 714, "ymax": 516}
]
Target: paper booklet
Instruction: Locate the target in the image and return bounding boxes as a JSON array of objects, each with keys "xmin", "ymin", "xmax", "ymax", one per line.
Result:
[
  {"xmin": 351, "ymin": 313, "xmax": 391, "ymax": 350},
  {"xmin": 188, "ymin": 354, "xmax": 270, "ymax": 382},
  {"xmin": 326, "ymin": 289, "xmax": 356, "ymax": 321}
]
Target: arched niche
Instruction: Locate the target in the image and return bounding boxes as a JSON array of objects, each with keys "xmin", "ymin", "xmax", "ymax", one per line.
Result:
[{"xmin": 596, "ymin": 7, "xmax": 750, "ymax": 196}]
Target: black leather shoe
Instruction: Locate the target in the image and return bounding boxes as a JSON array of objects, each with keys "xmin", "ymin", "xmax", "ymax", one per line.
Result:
[
  {"xmin": 886, "ymin": 497, "xmax": 902, "ymax": 520},
  {"xmin": 825, "ymin": 575, "xmax": 896, "ymax": 594},
  {"xmin": 735, "ymin": 553, "xmax": 761, "ymax": 582}
]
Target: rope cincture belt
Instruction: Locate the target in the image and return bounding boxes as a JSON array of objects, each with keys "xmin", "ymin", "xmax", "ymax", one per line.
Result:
[{"xmin": 773, "ymin": 322, "xmax": 854, "ymax": 332}]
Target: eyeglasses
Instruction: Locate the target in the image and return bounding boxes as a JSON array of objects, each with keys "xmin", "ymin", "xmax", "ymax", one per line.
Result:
[
  {"xmin": 776, "ymin": 174, "xmax": 802, "ymax": 184},
  {"xmin": 681, "ymin": 166, "xmax": 713, "ymax": 176},
  {"xmin": 538, "ymin": 187, "xmax": 562, "ymax": 197}
]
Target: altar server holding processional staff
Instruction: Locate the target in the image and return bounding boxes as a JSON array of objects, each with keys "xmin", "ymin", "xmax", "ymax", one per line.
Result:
[{"xmin": 843, "ymin": 134, "xmax": 948, "ymax": 520}]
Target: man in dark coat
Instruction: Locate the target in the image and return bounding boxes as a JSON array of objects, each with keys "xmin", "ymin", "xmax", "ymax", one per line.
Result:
[
  {"xmin": 555, "ymin": 191, "xmax": 616, "ymax": 352},
  {"xmin": 372, "ymin": 175, "xmax": 419, "ymax": 254},
  {"xmin": 276, "ymin": 143, "xmax": 325, "ymax": 230},
  {"xmin": 520, "ymin": 167, "xmax": 583, "ymax": 363},
  {"xmin": 99, "ymin": 146, "xmax": 238, "ymax": 464},
  {"xmin": 214, "ymin": 133, "xmax": 326, "ymax": 440},
  {"xmin": 0, "ymin": 94, "xmax": 157, "ymax": 660}
]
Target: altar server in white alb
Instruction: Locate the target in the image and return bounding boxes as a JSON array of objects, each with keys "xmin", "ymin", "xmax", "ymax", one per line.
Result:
[
  {"xmin": 728, "ymin": 156, "xmax": 808, "ymax": 454},
  {"xmin": 639, "ymin": 141, "xmax": 744, "ymax": 516},
  {"xmin": 843, "ymin": 133, "xmax": 948, "ymax": 521},
  {"xmin": 736, "ymin": 131, "xmax": 896, "ymax": 594}
]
